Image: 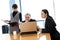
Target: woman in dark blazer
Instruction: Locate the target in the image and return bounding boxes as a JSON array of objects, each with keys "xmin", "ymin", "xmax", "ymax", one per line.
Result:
[{"xmin": 40, "ymin": 9, "xmax": 60, "ymax": 40}]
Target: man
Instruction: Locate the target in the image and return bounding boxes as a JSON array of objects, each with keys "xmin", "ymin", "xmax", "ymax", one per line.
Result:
[{"xmin": 22, "ymin": 13, "xmax": 36, "ymax": 22}]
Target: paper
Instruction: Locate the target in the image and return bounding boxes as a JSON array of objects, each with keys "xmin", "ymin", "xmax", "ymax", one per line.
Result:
[{"xmin": 39, "ymin": 35, "xmax": 46, "ymax": 40}]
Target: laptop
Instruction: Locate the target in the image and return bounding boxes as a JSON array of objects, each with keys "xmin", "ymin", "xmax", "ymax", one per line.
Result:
[
  {"xmin": 36, "ymin": 20, "xmax": 45, "ymax": 34},
  {"xmin": 19, "ymin": 22, "xmax": 37, "ymax": 34},
  {"xmin": 37, "ymin": 20, "xmax": 45, "ymax": 29}
]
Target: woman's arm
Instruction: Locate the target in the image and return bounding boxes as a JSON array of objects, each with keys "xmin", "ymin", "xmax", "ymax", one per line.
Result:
[{"xmin": 19, "ymin": 13, "xmax": 22, "ymax": 22}]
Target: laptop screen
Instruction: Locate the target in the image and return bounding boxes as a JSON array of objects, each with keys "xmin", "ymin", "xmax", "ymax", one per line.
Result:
[{"xmin": 36, "ymin": 20, "xmax": 45, "ymax": 29}]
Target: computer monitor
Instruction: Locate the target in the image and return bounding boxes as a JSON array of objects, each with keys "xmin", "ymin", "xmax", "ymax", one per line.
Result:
[{"xmin": 36, "ymin": 20, "xmax": 45, "ymax": 29}]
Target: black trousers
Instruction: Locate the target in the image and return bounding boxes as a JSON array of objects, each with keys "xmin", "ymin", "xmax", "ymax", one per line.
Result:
[{"xmin": 50, "ymin": 31, "xmax": 60, "ymax": 40}]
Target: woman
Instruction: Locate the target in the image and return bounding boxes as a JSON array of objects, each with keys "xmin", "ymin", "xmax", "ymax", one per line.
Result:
[
  {"xmin": 40, "ymin": 9, "xmax": 60, "ymax": 40},
  {"xmin": 10, "ymin": 4, "xmax": 22, "ymax": 34},
  {"xmin": 2, "ymin": 4, "xmax": 22, "ymax": 34}
]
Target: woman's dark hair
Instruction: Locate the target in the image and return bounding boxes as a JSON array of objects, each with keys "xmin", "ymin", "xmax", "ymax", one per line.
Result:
[
  {"xmin": 42, "ymin": 9, "xmax": 49, "ymax": 16},
  {"xmin": 12, "ymin": 4, "xmax": 18, "ymax": 9}
]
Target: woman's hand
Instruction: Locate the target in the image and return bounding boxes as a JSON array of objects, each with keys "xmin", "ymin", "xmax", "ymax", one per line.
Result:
[
  {"xmin": 39, "ymin": 28, "xmax": 42, "ymax": 33},
  {"xmin": 1, "ymin": 19, "xmax": 10, "ymax": 23}
]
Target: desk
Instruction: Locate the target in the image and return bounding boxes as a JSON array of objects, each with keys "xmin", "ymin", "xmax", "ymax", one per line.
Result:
[{"xmin": 10, "ymin": 33, "xmax": 51, "ymax": 40}]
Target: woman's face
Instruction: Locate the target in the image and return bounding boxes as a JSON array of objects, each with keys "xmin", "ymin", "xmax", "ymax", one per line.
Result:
[
  {"xmin": 41, "ymin": 11, "xmax": 47, "ymax": 18},
  {"xmin": 13, "ymin": 8, "xmax": 18, "ymax": 12}
]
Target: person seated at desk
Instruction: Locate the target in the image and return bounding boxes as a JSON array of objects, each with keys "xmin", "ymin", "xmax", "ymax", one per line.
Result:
[
  {"xmin": 40, "ymin": 9, "xmax": 60, "ymax": 40},
  {"xmin": 22, "ymin": 13, "xmax": 36, "ymax": 22},
  {"xmin": 22, "ymin": 13, "xmax": 39, "ymax": 31}
]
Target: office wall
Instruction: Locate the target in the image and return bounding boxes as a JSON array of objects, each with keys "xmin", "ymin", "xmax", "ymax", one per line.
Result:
[
  {"xmin": 0, "ymin": 0, "xmax": 10, "ymax": 34},
  {"xmin": 54, "ymin": 0, "xmax": 60, "ymax": 32},
  {"xmin": 0, "ymin": 0, "xmax": 10, "ymax": 40},
  {"xmin": 21, "ymin": 0, "xmax": 55, "ymax": 21}
]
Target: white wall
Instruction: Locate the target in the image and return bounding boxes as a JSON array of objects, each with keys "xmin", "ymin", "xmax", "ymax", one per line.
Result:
[
  {"xmin": 0, "ymin": 0, "xmax": 10, "ymax": 40},
  {"xmin": 0, "ymin": 0, "xmax": 10, "ymax": 34},
  {"xmin": 54, "ymin": 0, "xmax": 60, "ymax": 32},
  {"xmin": 21, "ymin": 0, "xmax": 55, "ymax": 21}
]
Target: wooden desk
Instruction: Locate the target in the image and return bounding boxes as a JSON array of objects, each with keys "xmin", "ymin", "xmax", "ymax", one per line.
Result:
[
  {"xmin": 10, "ymin": 33, "xmax": 51, "ymax": 40},
  {"xmin": 39, "ymin": 33, "xmax": 51, "ymax": 40}
]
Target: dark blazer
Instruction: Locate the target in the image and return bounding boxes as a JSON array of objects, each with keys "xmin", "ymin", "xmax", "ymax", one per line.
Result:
[
  {"xmin": 42, "ymin": 16, "xmax": 60, "ymax": 40},
  {"xmin": 22, "ymin": 19, "xmax": 36, "ymax": 22}
]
